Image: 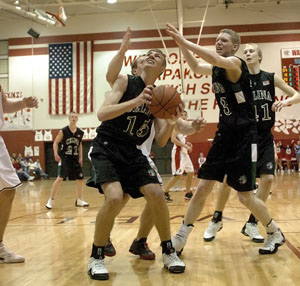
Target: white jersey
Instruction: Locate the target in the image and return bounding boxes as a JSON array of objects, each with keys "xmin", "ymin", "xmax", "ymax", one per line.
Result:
[
  {"xmin": 137, "ymin": 123, "xmax": 162, "ymax": 184},
  {"xmin": 0, "ymin": 88, "xmax": 21, "ymax": 191},
  {"xmin": 172, "ymin": 133, "xmax": 188, "ymax": 154},
  {"xmin": 171, "ymin": 133, "xmax": 194, "ymax": 175},
  {"xmin": 138, "ymin": 123, "xmax": 155, "ymax": 157}
]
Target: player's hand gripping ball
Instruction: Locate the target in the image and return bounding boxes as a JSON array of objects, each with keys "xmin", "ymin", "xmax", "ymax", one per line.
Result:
[{"xmin": 148, "ymin": 85, "xmax": 182, "ymax": 119}]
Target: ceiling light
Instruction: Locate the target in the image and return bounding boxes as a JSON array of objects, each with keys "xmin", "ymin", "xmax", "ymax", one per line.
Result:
[
  {"xmin": 14, "ymin": 0, "xmax": 19, "ymax": 4},
  {"xmin": 15, "ymin": 6, "xmax": 21, "ymax": 10},
  {"xmin": 107, "ymin": 0, "xmax": 117, "ymax": 3}
]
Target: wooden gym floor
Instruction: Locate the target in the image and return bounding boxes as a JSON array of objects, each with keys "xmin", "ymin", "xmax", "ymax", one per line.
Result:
[{"xmin": 1, "ymin": 173, "xmax": 300, "ymax": 286}]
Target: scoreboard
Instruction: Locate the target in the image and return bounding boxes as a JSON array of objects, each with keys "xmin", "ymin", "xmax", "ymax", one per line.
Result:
[{"xmin": 281, "ymin": 48, "xmax": 300, "ymax": 91}]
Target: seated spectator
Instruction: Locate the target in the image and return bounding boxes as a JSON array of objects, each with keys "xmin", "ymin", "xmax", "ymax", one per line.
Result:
[
  {"xmin": 17, "ymin": 153, "xmax": 28, "ymax": 173},
  {"xmin": 12, "ymin": 158, "xmax": 34, "ymax": 181},
  {"xmin": 11, "ymin": 153, "xmax": 17, "ymax": 160},
  {"xmin": 28, "ymin": 158, "xmax": 48, "ymax": 179},
  {"xmin": 294, "ymin": 140, "xmax": 300, "ymax": 172},
  {"xmin": 276, "ymin": 141, "xmax": 284, "ymax": 173},
  {"xmin": 284, "ymin": 143, "xmax": 292, "ymax": 173}
]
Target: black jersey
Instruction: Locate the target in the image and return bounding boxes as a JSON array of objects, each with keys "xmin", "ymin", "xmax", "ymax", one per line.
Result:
[
  {"xmin": 250, "ymin": 70, "xmax": 275, "ymax": 133},
  {"xmin": 97, "ymin": 75, "xmax": 154, "ymax": 146},
  {"xmin": 212, "ymin": 57, "xmax": 256, "ymax": 131},
  {"xmin": 59, "ymin": 126, "xmax": 84, "ymax": 159}
]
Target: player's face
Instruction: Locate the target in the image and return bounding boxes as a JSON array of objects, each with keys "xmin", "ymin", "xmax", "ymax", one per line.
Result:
[
  {"xmin": 69, "ymin": 113, "xmax": 78, "ymax": 124},
  {"xmin": 143, "ymin": 50, "xmax": 165, "ymax": 73},
  {"xmin": 243, "ymin": 44, "xmax": 260, "ymax": 65},
  {"xmin": 215, "ymin": 33, "xmax": 236, "ymax": 57},
  {"xmin": 181, "ymin": 111, "xmax": 187, "ymax": 120}
]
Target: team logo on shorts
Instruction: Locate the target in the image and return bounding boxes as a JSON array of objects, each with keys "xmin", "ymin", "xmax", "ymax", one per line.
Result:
[
  {"xmin": 238, "ymin": 175, "xmax": 247, "ymax": 185},
  {"xmin": 148, "ymin": 169, "xmax": 156, "ymax": 177},
  {"xmin": 266, "ymin": 162, "xmax": 273, "ymax": 170}
]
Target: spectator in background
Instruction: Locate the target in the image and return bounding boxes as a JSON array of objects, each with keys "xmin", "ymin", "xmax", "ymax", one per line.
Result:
[
  {"xmin": 198, "ymin": 152, "xmax": 206, "ymax": 169},
  {"xmin": 12, "ymin": 158, "xmax": 34, "ymax": 182},
  {"xmin": 284, "ymin": 143, "xmax": 292, "ymax": 173},
  {"xmin": 11, "ymin": 153, "xmax": 17, "ymax": 160},
  {"xmin": 27, "ymin": 158, "xmax": 48, "ymax": 179},
  {"xmin": 276, "ymin": 141, "xmax": 283, "ymax": 173},
  {"xmin": 17, "ymin": 154, "xmax": 28, "ymax": 173},
  {"xmin": 295, "ymin": 140, "xmax": 300, "ymax": 172}
]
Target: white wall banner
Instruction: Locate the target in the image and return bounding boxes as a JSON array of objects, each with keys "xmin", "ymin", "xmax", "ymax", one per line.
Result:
[{"xmin": 2, "ymin": 92, "xmax": 33, "ymax": 130}]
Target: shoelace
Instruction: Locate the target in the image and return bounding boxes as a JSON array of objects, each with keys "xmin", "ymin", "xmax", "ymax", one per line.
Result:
[
  {"xmin": 142, "ymin": 242, "xmax": 151, "ymax": 253},
  {"xmin": 94, "ymin": 259, "xmax": 106, "ymax": 269}
]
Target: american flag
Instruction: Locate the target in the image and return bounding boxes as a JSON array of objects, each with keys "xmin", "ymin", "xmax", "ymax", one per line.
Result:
[{"xmin": 48, "ymin": 42, "xmax": 94, "ymax": 115}]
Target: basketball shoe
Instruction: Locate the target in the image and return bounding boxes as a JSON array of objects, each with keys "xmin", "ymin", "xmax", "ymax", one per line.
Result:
[
  {"xmin": 129, "ymin": 238, "xmax": 155, "ymax": 260},
  {"xmin": 88, "ymin": 257, "xmax": 109, "ymax": 280},
  {"xmin": 203, "ymin": 221, "xmax": 223, "ymax": 242},
  {"xmin": 165, "ymin": 192, "xmax": 173, "ymax": 202},
  {"xmin": 259, "ymin": 229, "xmax": 285, "ymax": 254},
  {"xmin": 0, "ymin": 242, "xmax": 25, "ymax": 263},
  {"xmin": 75, "ymin": 198, "xmax": 89, "ymax": 207},
  {"xmin": 241, "ymin": 222, "xmax": 264, "ymax": 243},
  {"xmin": 172, "ymin": 223, "xmax": 193, "ymax": 255},
  {"xmin": 184, "ymin": 192, "xmax": 193, "ymax": 200},
  {"xmin": 162, "ymin": 251, "xmax": 185, "ymax": 273},
  {"xmin": 45, "ymin": 198, "xmax": 54, "ymax": 209}
]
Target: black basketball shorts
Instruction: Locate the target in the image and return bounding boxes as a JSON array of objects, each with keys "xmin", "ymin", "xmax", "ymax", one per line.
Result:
[
  {"xmin": 86, "ymin": 136, "xmax": 159, "ymax": 199},
  {"xmin": 256, "ymin": 132, "xmax": 275, "ymax": 177},
  {"xmin": 198, "ymin": 128, "xmax": 257, "ymax": 192},
  {"xmin": 58, "ymin": 157, "xmax": 83, "ymax": 181}
]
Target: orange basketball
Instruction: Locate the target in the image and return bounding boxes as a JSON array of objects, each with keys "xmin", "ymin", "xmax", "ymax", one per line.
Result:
[{"xmin": 148, "ymin": 85, "xmax": 182, "ymax": 119}]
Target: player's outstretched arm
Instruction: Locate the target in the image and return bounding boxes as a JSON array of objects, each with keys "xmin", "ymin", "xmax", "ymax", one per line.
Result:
[
  {"xmin": 2, "ymin": 95, "xmax": 38, "ymax": 114},
  {"xmin": 106, "ymin": 27, "xmax": 131, "ymax": 87},
  {"xmin": 174, "ymin": 117, "xmax": 206, "ymax": 135},
  {"xmin": 97, "ymin": 75, "xmax": 152, "ymax": 122},
  {"xmin": 166, "ymin": 23, "xmax": 240, "ymax": 71},
  {"xmin": 272, "ymin": 74, "xmax": 300, "ymax": 112}
]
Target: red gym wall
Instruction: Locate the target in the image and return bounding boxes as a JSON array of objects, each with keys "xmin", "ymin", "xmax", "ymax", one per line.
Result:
[{"xmin": 2, "ymin": 123, "xmax": 299, "ymax": 173}]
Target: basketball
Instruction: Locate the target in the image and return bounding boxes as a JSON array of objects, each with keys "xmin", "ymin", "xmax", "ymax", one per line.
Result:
[{"xmin": 148, "ymin": 85, "xmax": 182, "ymax": 119}]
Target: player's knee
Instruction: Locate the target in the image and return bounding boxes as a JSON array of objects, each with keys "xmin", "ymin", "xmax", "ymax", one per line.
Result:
[
  {"xmin": 143, "ymin": 186, "xmax": 165, "ymax": 202},
  {"xmin": 261, "ymin": 174, "xmax": 273, "ymax": 186},
  {"xmin": 105, "ymin": 196, "xmax": 124, "ymax": 212},
  {"xmin": 195, "ymin": 183, "xmax": 211, "ymax": 198},
  {"xmin": 238, "ymin": 192, "xmax": 252, "ymax": 207}
]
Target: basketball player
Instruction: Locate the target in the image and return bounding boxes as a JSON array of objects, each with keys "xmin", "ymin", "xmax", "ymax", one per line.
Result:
[
  {"xmin": 166, "ymin": 24, "xmax": 285, "ymax": 255},
  {"xmin": 45, "ymin": 112, "xmax": 89, "ymax": 209},
  {"xmin": 203, "ymin": 43, "xmax": 300, "ymax": 243},
  {"xmin": 0, "ymin": 86, "xmax": 38, "ymax": 263},
  {"xmin": 86, "ymin": 48, "xmax": 187, "ymax": 280},
  {"xmin": 164, "ymin": 110, "xmax": 195, "ymax": 201},
  {"xmin": 103, "ymin": 28, "xmax": 205, "ymax": 261}
]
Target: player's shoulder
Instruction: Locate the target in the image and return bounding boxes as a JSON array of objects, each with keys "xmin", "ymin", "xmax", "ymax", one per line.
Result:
[
  {"xmin": 61, "ymin": 126, "xmax": 69, "ymax": 133},
  {"xmin": 260, "ymin": 70, "xmax": 274, "ymax": 78},
  {"xmin": 77, "ymin": 127, "xmax": 84, "ymax": 136}
]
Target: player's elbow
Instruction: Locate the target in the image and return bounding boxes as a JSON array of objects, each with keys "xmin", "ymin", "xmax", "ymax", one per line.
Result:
[{"xmin": 97, "ymin": 109, "xmax": 106, "ymax": 122}]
